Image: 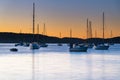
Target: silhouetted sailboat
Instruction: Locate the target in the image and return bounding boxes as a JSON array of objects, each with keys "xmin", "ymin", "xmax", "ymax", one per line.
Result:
[
  {"xmin": 40, "ymin": 23, "xmax": 48, "ymax": 47},
  {"xmin": 94, "ymin": 12, "xmax": 109, "ymax": 50},
  {"xmin": 69, "ymin": 29, "xmax": 88, "ymax": 52},
  {"xmin": 30, "ymin": 2, "xmax": 40, "ymax": 49},
  {"xmin": 58, "ymin": 32, "xmax": 63, "ymax": 46},
  {"xmin": 109, "ymin": 30, "xmax": 114, "ymax": 45},
  {"xmin": 86, "ymin": 19, "xmax": 94, "ymax": 48}
]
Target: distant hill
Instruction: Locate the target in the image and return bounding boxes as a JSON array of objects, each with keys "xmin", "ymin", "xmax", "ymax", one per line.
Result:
[{"xmin": 0, "ymin": 32, "xmax": 120, "ymax": 43}]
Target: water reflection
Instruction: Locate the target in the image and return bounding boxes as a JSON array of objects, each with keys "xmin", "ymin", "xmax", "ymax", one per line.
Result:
[
  {"xmin": 32, "ymin": 50, "xmax": 35, "ymax": 80},
  {"xmin": 101, "ymin": 54, "xmax": 105, "ymax": 80},
  {"xmin": 0, "ymin": 44, "xmax": 120, "ymax": 80},
  {"xmin": 32, "ymin": 50, "xmax": 40, "ymax": 80},
  {"xmin": 86, "ymin": 54, "xmax": 93, "ymax": 80}
]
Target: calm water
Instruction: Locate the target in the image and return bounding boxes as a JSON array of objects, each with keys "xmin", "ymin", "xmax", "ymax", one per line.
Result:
[{"xmin": 0, "ymin": 43, "xmax": 120, "ymax": 80}]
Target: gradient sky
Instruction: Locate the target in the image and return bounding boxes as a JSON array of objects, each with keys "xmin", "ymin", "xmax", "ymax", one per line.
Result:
[{"xmin": 0, "ymin": 0, "xmax": 120, "ymax": 38}]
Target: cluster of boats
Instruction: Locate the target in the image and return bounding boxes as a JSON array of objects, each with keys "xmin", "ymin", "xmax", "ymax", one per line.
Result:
[
  {"xmin": 9, "ymin": 3, "xmax": 111, "ymax": 52},
  {"xmin": 69, "ymin": 43, "xmax": 110, "ymax": 52},
  {"xmin": 69, "ymin": 12, "xmax": 111, "ymax": 52},
  {"xmin": 10, "ymin": 42, "xmax": 48, "ymax": 52},
  {"xmin": 10, "ymin": 42, "xmax": 111, "ymax": 52}
]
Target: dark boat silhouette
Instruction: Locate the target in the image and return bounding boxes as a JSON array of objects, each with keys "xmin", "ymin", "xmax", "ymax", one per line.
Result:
[
  {"xmin": 94, "ymin": 12, "xmax": 109, "ymax": 50},
  {"xmin": 10, "ymin": 48, "xmax": 18, "ymax": 52},
  {"xmin": 30, "ymin": 2, "xmax": 40, "ymax": 50}
]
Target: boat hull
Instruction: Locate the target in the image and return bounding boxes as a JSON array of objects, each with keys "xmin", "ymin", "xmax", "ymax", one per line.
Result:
[
  {"xmin": 94, "ymin": 45, "xmax": 109, "ymax": 50},
  {"xmin": 40, "ymin": 43, "xmax": 48, "ymax": 47},
  {"xmin": 10, "ymin": 48, "xmax": 18, "ymax": 52},
  {"xmin": 30, "ymin": 43, "xmax": 40, "ymax": 49},
  {"xmin": 58, "ymin": 43, "xmax": 62, "ymax": 46},
  {"xmin": 69, "ymin": 47, "xmax": 88, "ymax": 52}
]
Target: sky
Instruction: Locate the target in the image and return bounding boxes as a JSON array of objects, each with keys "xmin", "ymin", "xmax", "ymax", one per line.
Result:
[{"xmin": 0, "ymin": 0, "xmax": 120, "ymax": 38}]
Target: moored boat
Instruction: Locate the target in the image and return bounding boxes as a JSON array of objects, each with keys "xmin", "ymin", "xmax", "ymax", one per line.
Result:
[
  {"xmin": 30, "ymin": 42, "xmax": 40, "ymax": 49},
  {"xmin": 94, "ymin": 12, "xmax": 109, "ymax": 50},
  {"xmin": 69, "ymin": 44, "xmax": 88, "ymax": 52},
  {"xmin": 10, "ymin": 48, "xmax": 18, "ymax": 52}
]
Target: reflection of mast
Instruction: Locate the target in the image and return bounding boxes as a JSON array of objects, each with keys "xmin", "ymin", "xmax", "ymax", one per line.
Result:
[
  {"xmin": 101, "ymin": 54, "xmax": 105, "ymax": 80},
  {"xmin": 86, "ymin": 54, "xmax": 93, "ymax": 80},
  {"xmin": 32, "ymin": 50, "xmax": 35, "ymax": 80}
]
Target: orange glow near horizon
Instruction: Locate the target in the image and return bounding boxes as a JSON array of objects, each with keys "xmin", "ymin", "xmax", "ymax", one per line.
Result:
[{"xmin": 0, "ymin": 20, "xmax": 119, "ymax": 39}]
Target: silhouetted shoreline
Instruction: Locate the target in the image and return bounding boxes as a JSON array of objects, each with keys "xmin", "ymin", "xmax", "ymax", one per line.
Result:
[{"xmin": 0, "ymin": 32, "xmax": 120, "ymax": 43}]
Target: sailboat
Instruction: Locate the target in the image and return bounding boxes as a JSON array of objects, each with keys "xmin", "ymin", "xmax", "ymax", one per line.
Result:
[
  {"xmin": 58, "ymin": 32, "xmax": 63, "ymax": 46},
  {"xmin": 40, "ymin": 23, "xmax": 48, "ymax": 47},
  {"xmin": 94, "ymin": 12, "xmax": 109, "ymax": 50},
  {"xmin": 69, "ymin": 29, "xmax": 88, "ymax": 52},
  {"xmin": 109, "ymin": 30, "xmax": 114, "ymax": 45},
  {"xmin": 30, "ymin": 2, "xmax": 40, "ymax": 49},
  {"xmin": 86, "ymin": 19, "xmax": 94, "ymax": 48}
]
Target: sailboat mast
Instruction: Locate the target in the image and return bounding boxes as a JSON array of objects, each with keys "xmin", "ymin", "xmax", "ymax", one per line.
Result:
[
  {"xmin": 70, "ymin": 29, "xmax": 72, "ymax": 38},
  {"xmin": 60, "ymin": 32, "xmax": 61, "ymax": 38},
  {"xmin": 37, "ymin": 24, "xmax": 39, "ymax": 34},
  {"xmin": 89, "ymin": 21, "xmax": 92, "ymax": 38},
  {"xmin": 87, "ymin": 18, "xmax": 89, "ymax": 39},
  {"xmin": 33, "ymin": 3, "xmax": 35, "ymax": 34},
  {"xmin": 111, "ymin": 30, "xmax": 112, "ymax": 38},
  {"xmin": 103, "ymin": 12, "xmax": 104, "ymax": 39},
  {"xmin": 95, "ymin": 30, "xmax": 97, "ymax": 38},
  {"xmin": 43, "ymin": 23, "xmax": 45, "ymax": 35}
]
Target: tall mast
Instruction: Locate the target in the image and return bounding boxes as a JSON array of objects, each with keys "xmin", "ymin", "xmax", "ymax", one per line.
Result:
[
  {"xmin": 33, "ymin": 3, "xmax": 35, "ymax": 34},
  {"xmin": 60, "ymin": 32, "xmax": 61, "ymax": 38},
  {"xmin": 111, "ymin": 30, "xmax": 112, "ymax": 38},
  {"xmin": 95, "ymin": 30, "xmax": 97, "ymax": 38},
  {"xmin": 89, "ymin": 21, "xmax": 92, "ymax": 38},
  {"xmin": 87, "ymin": 18, "xmax": 89, "ymax": 39},
  {"xmin": 103, "ymin": 12, "xmax": 104, "ymax": 39},
  {"xmin": 43, "ymin": 23, "xmax": 45, "ymax": 35},
  {"xmin": 70, "ymin": 29, "xmax": 72, "ymax": 38}
]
